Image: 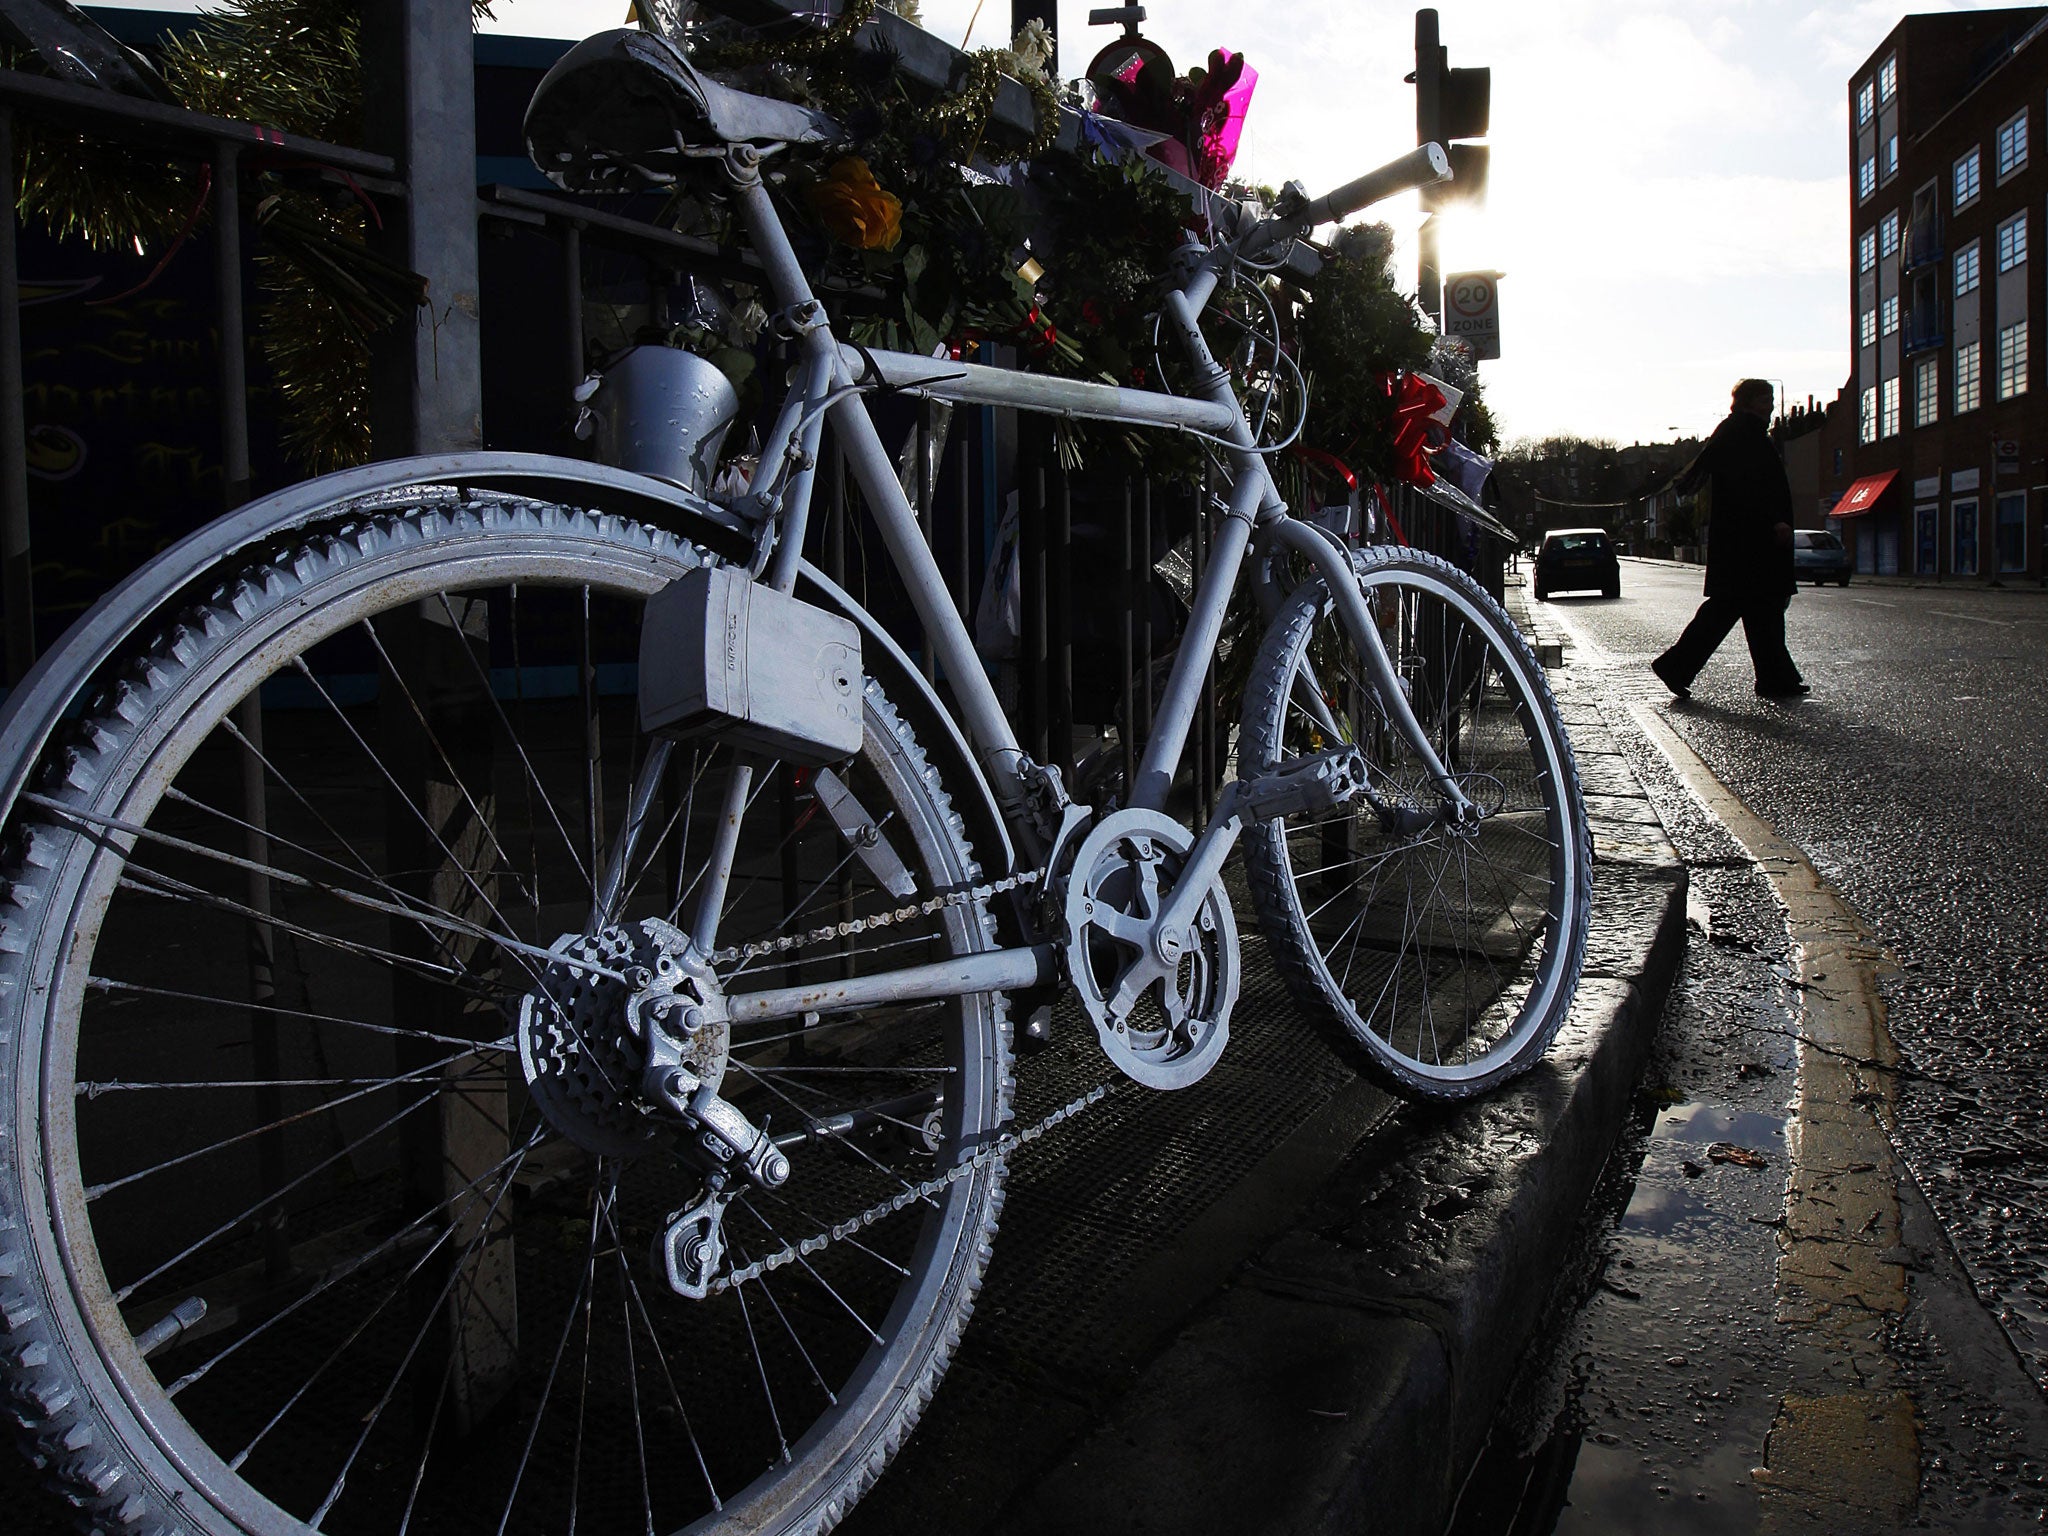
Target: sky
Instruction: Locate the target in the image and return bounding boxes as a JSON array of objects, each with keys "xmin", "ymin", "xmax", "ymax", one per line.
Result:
[{"xmin": 83, "ymin": 1, "xmax": 2019, "ymax": 444}]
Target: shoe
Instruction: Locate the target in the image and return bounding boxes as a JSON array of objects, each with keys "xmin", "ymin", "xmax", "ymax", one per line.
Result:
[
  {"xmin": 1650, "ymin": 656, "xmax": 1691, "ymax": 699},
  {"xmin": 1755, "ymin": 679, "xmax": 1811, "ymax": 698}
]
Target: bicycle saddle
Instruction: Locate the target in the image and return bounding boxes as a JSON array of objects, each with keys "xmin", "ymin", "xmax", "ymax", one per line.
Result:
[{"xmin": 525, "ymin": 28, "xmax": 844, "ymax": 191}]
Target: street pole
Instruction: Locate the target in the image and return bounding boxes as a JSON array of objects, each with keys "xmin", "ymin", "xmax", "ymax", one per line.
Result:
[{"xmin": 1414, "ymin": 8, "xmax": 1444, "ymax": 326}]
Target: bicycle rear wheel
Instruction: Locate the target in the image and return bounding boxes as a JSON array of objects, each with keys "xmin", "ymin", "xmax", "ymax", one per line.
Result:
[
  {"xmin": 0, "ymin": 494, "xmax": 1009, "ymax": 1535},
  {"xmin": 1240, "ymin": 544, "xmax": 1590, "ymax": 1099}
]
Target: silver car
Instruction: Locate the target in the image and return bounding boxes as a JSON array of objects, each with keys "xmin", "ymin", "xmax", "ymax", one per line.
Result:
[{"xmin": 1793, "ymin": 528, "xmax": 1850, "ymax": 586}]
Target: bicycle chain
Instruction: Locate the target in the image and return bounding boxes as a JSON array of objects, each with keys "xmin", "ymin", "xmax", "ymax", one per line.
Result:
[
  {"xmin": 701, "ymin": 865, "xmax": 1096, "ymax": 1290},
  {"xmin": 706, "ymin": 869, "xmax": 1042, "ymax": 968},
  {"xmin": 710, "ymin": 1081, "xmax": 1113, "ymax": 1294}
]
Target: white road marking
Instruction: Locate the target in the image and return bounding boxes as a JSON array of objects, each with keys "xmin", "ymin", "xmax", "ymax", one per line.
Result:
[
  {"xmin": 1928, "ymin": 609, "xmax": 2014, "ymax": 627},
  {"xmin": 1848, "ymin": 597, "xmax": 1897, "ymax": 609}
]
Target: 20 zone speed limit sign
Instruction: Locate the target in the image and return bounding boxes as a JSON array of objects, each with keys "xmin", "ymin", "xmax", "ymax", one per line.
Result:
[{"xmin": 1445, "ymin": 271, "xmax": 1501, "ymax": 360}]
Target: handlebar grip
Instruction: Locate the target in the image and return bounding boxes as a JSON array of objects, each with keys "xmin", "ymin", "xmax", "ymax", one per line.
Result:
[{"xmin": 1299, "ymin": 143, "xmax": 1452, "ymax": 226}]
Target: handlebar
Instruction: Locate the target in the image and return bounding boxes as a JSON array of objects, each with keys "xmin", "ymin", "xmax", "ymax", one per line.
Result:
[{"xmin": 1297, "ymin": 142, "xmax": 1452, "ymax": 227}]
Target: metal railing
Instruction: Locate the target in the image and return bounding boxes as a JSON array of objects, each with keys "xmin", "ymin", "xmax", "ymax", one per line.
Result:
[{"xmin": 0, "ymin": 67, "xmax": 400, "ymax": 684}]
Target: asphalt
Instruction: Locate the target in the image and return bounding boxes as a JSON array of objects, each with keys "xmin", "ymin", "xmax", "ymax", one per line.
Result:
[{"xmin": 947, "ymin": 594, "xmax": 1691, "ymax": 1535}]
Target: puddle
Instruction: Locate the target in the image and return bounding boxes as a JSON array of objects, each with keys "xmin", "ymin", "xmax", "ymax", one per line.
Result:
[{"xmin": 1452, "ymin": 1097, "xmax": 1792, "ymax": 1536}]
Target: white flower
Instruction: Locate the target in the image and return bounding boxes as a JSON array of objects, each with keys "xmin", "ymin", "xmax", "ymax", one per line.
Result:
[
  {"xmin": 1007, "ymin": 18, "xmax": 1055, "ymax": 80},
  {"xmin": 733, "ymin": 299, "xmax": 769, "ymax": 343}
]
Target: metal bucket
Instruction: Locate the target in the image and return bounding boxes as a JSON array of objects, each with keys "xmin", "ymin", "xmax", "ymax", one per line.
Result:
[{"xmin": 582, "ymin": 345, "xmax": 742, "ymax": 495}]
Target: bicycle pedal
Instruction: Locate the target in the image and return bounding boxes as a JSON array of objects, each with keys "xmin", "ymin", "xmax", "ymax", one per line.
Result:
[{"xmin": 1237, "ymin": 745, "xmax": 1369, "ymax": 823}]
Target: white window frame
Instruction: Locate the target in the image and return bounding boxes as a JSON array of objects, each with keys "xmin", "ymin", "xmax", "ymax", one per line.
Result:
[
  {"xmin": 1914, "ymin": 355, "xmax": 1939, "ymax": 427},
  {"xmin": 1882, "ymin": 296, "xmax": 1900, "ymax": 336},
  {"xmin": 1861, "ymin": 156, "xmax": 1878, "ymax": 201},
  {"xmin": 1955, "ymin": 147, "xmax": 1982, "ymax": 209},
  {"xmin": 1999, "ymin": 108, "xmax": 2030, "ymax": 180},
  {"xmin": 1861, "ymin": 307, "xmax": 1878, "ymax": 348},
  {"xmin": 1956, "ymin": 241, "xmax": 1981, "ymax": 297},
  {"xmin": 1860, "ymin": 385, "xmax": 1877, "ymax": 443},
  {"xmin": 1999, "ymin": 319, "xmax": 2029, "ymax": 399},
  {"xmin": 1881, "ymin": 375, "xmax": 1901, "ymax": 437},
  {"xmin": 1998, "ymin": 211, "xmax": 2028, "ymax": 272},
  {"xmin": 1880, "ymin": 212, "xmax": 1900, "ymax": 257},
  {"xmin": 1858, "ymin": 79, "xmax": 1876, "ymax": 125},
  {"xmin": 1956, "ymin": 339, "xmax": 1982, "ymax": 413},
  {"xmin": 1880, "ymin": 55, "xmax": 1897, "ymax": 102},
  {"xmin": 1860, "ymin": 229, "xmax": 1877, "ymax": 271},
  {"xmin": 1883, "ymin": 135, "xmax": 1899, "ymax": 181}
]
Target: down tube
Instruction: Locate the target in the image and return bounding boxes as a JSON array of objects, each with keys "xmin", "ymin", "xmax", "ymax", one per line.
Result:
[{"xmin": 826, "ymin": 392, "xmax": 1033, "ymax": 826}]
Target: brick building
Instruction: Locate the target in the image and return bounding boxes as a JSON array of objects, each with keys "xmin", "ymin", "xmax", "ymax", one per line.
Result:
[{"xmin": 1836, "ymin": 8, "xmax": 2048, "ymax": 578}]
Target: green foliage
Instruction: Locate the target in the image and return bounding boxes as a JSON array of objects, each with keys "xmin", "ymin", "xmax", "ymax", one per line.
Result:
[{"xmin": 1296, "ymin": 224, "xmax": 1434, "ymax": 481}]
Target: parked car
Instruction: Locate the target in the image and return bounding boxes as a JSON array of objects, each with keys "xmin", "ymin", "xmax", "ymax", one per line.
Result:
[
  {"xmin": 1792, "ymin": 528, "xmax": 1851, "ymax": 586},
  {"xmin": 1534, "ymin": 527, "xmax": 1620, "ymax": 600}
]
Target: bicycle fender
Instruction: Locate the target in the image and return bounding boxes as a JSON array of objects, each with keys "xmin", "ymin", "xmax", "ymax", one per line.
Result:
[{"xmin": 0, "ymin": 453, "xmax": 1015, "ymax": 878}]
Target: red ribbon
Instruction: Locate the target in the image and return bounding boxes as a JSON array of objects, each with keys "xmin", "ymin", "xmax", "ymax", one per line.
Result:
[
  {"xmin": 1380, "ymin": 371, "xmax": 1447, "ymax": 487},
  {"xmin": 1292, "ymin": 444, "xmax": 1358, "ymax": 490}
]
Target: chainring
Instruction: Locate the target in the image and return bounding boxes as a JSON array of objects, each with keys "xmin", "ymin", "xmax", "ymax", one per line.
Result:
[{"xmin": 1061, "ymin": 808, "xmax": 1238, "ymax": 1089}]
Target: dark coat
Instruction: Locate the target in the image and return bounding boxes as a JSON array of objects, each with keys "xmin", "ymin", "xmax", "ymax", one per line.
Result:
[{"xmin": 1678, "ymin": 410, "xmax": 1796, "ymax": 601}]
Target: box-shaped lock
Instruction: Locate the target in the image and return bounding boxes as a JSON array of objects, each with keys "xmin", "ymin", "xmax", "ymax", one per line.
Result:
[{"xmin": 639, "ymin": 565, "xmax": 864, "ymax": 764}]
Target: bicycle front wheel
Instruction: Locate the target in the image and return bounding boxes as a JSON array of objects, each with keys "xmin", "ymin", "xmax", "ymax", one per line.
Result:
[
  {"xmin": 0, "ymin": 494, "xmax": 1010, "ymax": 1535},
  {"xmin": 1240, "ymin": 543, "xmax": 1590, "ymax": 1099}
]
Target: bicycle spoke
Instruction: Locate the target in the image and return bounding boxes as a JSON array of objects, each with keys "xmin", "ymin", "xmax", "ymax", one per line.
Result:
[{"xmin": 86, "ymin": 1049, "xmax": 502, "ymax": 1200}]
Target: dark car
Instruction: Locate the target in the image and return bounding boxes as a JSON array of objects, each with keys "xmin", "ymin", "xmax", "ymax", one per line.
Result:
[
  {"xmin": 1534, "ymin": 527, "xmax": 1620, "ymax": 600},
  {"xmin": 1792, "ymin": 528, "xmax": 1850, "ymax": 586}
]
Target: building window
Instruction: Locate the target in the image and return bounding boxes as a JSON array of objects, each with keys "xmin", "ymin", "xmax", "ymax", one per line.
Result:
[
  {"xmin": 1999, "ymin": 319, "xmax": 2029, "ymax": 398},
  {"xmin": 1881, "ymin": 211, "xmax": 1901, "ymax": 257},
  {"xmin": 1915, "ymin": 355, "xmax": 1939, "ymax": 426},
  {"xmin": 1861, "ymin": 307, "xmax": 1878, "ymax": 348},
  {"xmin": 1999, "ymin": 109, "xmax": 2029, "ymax": 178},
  {"xmin": 1999, "ymin": 211, "xmax": 2028, "ymax": 271},
  {"xmin": 1858, "ymin": 79, "xmax": 1875, "ymax": 125},
  {"xmin": 1883, "ymin": 135, "xmax": 1899, "ymax": 181},
  {"xmin": 1882, "ymin": 296, "xmax": 1901, "ymax": 335},
  {"xmin": 1860, "ymin": 386, "xmax": 1877, "ymax": 443},
  {"xmin": 1955, "ymin": 147, "xmax": 1981, "ymax": 208},
  {"xmin": 1861, "ymin": 156, "xmax": 1878, "ymax": 201},
  {"xmin": 1997, "ymin": 492, "xmax": 2028, "ymax": 572},
  {"xmin": 1956, "ymin": 241, "xmax": 1981, "ymax": 296},
  {"xmin": 1954, "ymin": 497, "xmax": 1979, "ymax": 575},
  {"xmin": 1859, "ymin": 229, "xmax": 1877, "ymax": 271},
  {"xmin": 1880, "ymin": 55, "xmax": 1897, "ymax": 102},
  {"xmin": 1834, "ymin": 447, "xmax": 1846, "ymax": 474},
  {"xmin": 1881, "ymin": 375, "xmax": 1901, "ymax": 436},
  {"xmin": 1956, "ymin": 339, "xmax": 1982, "ymax": 412}
]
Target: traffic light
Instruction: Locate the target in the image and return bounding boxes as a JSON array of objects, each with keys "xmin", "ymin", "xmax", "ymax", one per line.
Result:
[
  {"xmin": 1424, "ymin": 142, "xmax": 1489, "ymax": 212},
  {"xmin": 1438, "ymin": 64, "xmax": 1490, "ymax": 142},
  {"xmin": 1412, "ymin": 11, "xmax": 1489, "ymax": 208}
]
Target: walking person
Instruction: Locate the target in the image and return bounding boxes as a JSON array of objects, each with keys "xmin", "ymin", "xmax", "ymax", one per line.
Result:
[{"xmin": 1650, "ymin": 378, "xmax": 1808, "ymax": 700}]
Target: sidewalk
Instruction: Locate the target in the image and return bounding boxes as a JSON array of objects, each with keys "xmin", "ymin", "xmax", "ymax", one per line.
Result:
[{"xmin": 920, "ymin": 596, "xmax": 1690, "ymax": 1535}]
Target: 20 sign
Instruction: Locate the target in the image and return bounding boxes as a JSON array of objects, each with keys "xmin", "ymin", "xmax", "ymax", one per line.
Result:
[{"xmin": 1444, "ymin": 271, "xmax": 1501, "ymax": 361}]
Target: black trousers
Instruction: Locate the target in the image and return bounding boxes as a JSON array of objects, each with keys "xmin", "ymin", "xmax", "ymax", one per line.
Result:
[{"xmin": 1655, "ymin": 593, "xmax": 1800, "ymax": 689}]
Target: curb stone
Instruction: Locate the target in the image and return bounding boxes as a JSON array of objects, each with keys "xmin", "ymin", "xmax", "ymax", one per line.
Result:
[{"xmin": 990, "ymin": 601, "xmax": 1687, "ymax": 1536}]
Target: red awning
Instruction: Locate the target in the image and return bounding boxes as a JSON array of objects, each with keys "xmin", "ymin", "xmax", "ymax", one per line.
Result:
[{"xmin": 1832, "ymin": 470, "xmax": 1898, "ymax": 518}]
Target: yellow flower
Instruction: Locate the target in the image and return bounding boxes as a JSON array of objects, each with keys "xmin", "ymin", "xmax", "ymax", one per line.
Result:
[{"xmin": 807, "ymin": 158, "xmax": 903, "ymax": 251}]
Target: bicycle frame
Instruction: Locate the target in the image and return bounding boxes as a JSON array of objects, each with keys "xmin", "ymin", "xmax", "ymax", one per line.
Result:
[{"xmin": 676, "ymin": 144, "xmax": 1469, "ymax": 1022}]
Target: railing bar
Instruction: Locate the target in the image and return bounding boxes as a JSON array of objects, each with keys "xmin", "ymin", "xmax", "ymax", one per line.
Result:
[
  {"xmin": 0, "ymin": 67, "xmax": 397, "ymax": 175},
  {"xmin": 1, "ymin": 105, "xmax": 33, "ymax": 684}
]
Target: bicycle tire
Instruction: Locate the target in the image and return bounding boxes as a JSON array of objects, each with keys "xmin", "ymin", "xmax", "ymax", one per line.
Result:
[
  {"xmin": 1240, "ymin": 544, "xmax": 1590, "ymax": 1100},
  {"xmin": 0, "ymin": 494, "xmax": 1010, "ymax": 1535}
]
